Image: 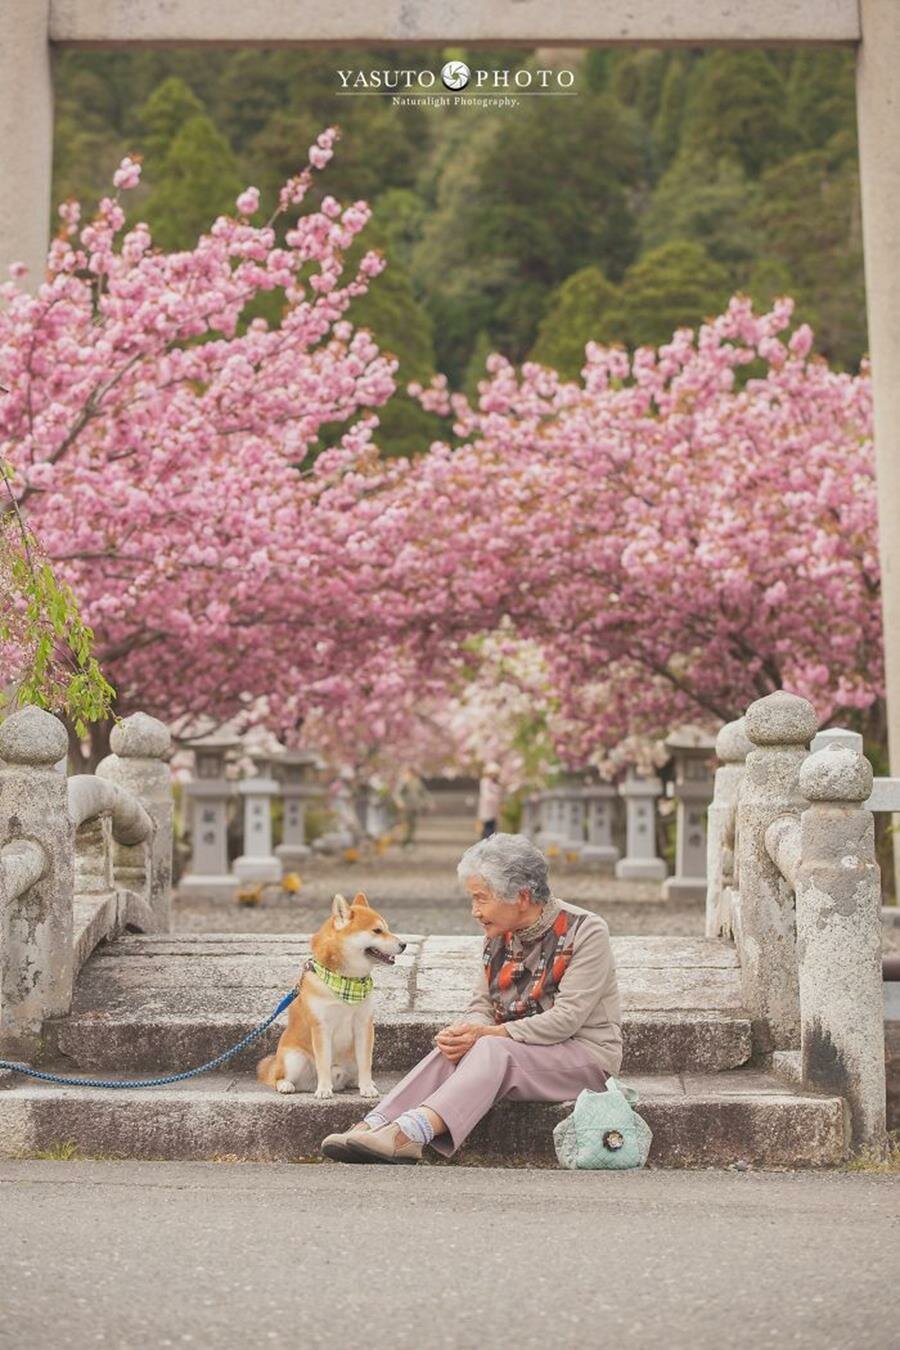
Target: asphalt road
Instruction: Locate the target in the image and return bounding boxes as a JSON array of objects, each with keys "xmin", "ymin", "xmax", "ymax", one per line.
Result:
[{"xmin": 1, "ymin": 1161, "xmax": 896, "ymax": 1349}]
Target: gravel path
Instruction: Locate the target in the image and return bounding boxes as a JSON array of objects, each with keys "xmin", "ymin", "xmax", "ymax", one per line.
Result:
[
  {"xmin": 174, "ymin": 816, "xmax": 707, "ymax": 937},
  {"xmin": 173, "ymin": 814, "xmax": 900, "ymax": 949}
]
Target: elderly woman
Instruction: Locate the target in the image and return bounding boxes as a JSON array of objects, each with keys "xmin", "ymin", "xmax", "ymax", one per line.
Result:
[{"xmin": 321, "ymin": 832, "xmax": 622, "ymax": 1164}]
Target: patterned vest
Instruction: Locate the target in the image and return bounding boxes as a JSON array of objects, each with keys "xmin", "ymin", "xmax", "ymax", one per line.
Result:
[{"xmin": 483, "ymin": 904, "xmax": 588, "ymax": 1024}]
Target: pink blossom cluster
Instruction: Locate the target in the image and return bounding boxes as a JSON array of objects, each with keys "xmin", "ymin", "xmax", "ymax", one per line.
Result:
[
  {"xmin": 0, "ymin": 134, "xmax": 403, "ymax": 740},
  {"xmin": 391, "ymin": 297, "xmax": 879, "ymax": 766}
]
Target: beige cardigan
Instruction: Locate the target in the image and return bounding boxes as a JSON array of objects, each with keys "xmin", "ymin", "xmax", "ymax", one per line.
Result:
[{"xmin": 463, "ymin": 900, "xmax": 623, "ymax": 1075}]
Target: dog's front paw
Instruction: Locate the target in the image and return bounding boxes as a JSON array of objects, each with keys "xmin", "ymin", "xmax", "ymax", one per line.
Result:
[
  {"xmin": 275, "ymin": 1079, "xmax": 296, "ymax": 1095},
  {"xmin": 358, "ymin": 1081, "xmax": 380, "ymax": 1099},
  {"xmin": 314, "ymin": 1085, "xmax": 334, "ymax": 1099}
]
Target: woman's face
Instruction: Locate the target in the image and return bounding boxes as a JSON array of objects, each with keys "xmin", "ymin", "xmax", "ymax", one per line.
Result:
[{"xmin": 466, "ymin": 876, "xmax": 521, "ymax": 939}]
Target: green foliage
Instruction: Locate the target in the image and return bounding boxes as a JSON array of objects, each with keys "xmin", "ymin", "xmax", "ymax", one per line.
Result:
[
  {"xmin": 652, "ymin": 55, "xmax": 689, "ymax": 170},
  {"xmin": 530, "ymin": 267, "xmax": 621, "ymax": 379},
  {"xmin": 610, "ymin": 49, "xmax": 669, "ymax": 126},
  {"xmin": 0, "ymin": 486, "xmax": 114, "ymax": 736},
  {"xmin": 787, "ymin": 49, "xmax": 857, "ymax": 151},
  {"xmin": 680, "ymin": 51, "xmax": 799, "ymax": 177},
  {"xmin": 462, "ymin": 330, "xmax": 496, "ymax": 402},
  {"xmin": 141, "ymin": 112, "xmax": 243, "ymax": 253},
  {"xmin": 608, "ymin": 241, "xmax": 731, "ymax": 349},
  {"xmin": 137, "ymin": 76, "xmax": 205, "ymax": 163},
  {"xmin": 412, "ymin": 81, "xmax": 643, "ymax": 380},
  {"xmin": 640, "ymin": 152, "xmax": 762, "ymax": 273},
  {"xmin": 371, "ymin": 188, "xmax": 428, "ymax": 271},
  {"xmin": 754, "ymin": 138, "xmax": 865, "ymax": 366}
]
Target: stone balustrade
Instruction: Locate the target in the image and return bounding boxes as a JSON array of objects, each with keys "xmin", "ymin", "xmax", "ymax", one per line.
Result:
[
  {"xmin": 0, "ymin": 705, "xmax": 172, "ymax": 1056},
  {"xmin": 705, "ymin": 719, "xmax": 753, "ymax": 937},
  {"xmin": 766, "ymin": 745, "xmax": 886, "ymax": 1153},
  {"xmin": 98, "ymin": 713, "xmax": 174, "ymax": 930},
  {"xmin": 732, "ymin": 691, "xmax": 818, "ymax": 1051},
  {"xmin": 704, "ymin": 691, "xmax": 889, "ymax": 1154}
]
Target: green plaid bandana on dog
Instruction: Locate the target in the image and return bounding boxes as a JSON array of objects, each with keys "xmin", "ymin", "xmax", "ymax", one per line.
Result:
[{"xmin": 306, "ymin": 958, "xmax": 374, "ymax": 1004}]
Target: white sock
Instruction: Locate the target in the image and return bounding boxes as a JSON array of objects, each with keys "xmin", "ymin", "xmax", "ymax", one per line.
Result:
[
  {"xmin": 394, "ymin": 1109, "xmax": 435, "ymax": 1146},
  {"xmin": 363, "ymin": 1110, "xmax": 388, "ymax": 1129}
]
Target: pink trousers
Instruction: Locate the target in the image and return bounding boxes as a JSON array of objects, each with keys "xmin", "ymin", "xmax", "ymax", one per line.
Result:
[{"xmin": 374, "ymin": 1037, "xmax": 609, "ymax": 1156}]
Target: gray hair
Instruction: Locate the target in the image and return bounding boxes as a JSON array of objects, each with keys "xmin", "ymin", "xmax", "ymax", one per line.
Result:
[{"xmin": 457, "ymin": 833, "xmax": 551, "ymax": 906}]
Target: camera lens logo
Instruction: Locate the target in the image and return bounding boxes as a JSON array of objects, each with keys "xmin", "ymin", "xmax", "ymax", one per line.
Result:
[{"xmin": 441, "ymin": 61, "xmax": 470, "ymax": 91}]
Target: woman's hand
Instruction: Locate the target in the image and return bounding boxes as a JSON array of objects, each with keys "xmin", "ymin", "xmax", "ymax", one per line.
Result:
[{"xmin": 434, "ymin": 1022, "xmax": 506, "ymax": 1063}]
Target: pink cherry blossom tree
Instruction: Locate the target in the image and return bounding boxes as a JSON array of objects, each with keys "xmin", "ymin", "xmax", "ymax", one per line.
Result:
[
  {"xmin": 0, "ymin": 131, "xmax": 403, "ymax": 765},
  {"xmin": 398, "ymin": 297, "xmax": 879, "ymax": 770}
]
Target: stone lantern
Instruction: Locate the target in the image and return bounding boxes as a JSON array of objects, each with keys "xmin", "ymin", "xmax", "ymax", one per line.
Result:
[
  {"xmin": 274, "ymin": 749, "xmax": 320, "ymax": 869},
  {"xmin": 580, "ymin": 779, "xmax": 619, "ymax": 866},
  {"xmin": 661, "ymin": 725, "xmax": 717, "ymax": 902},
  {"xmin": 233, "ymin": 748, "xmax": 282, "ymax": 883},
  {"xmin": 181, "ymin": 732, "xmax": 239, "ymax": 892},
  {"xmin": 614, "ymin": 770, "xmax": 666, "ymax": 881}
]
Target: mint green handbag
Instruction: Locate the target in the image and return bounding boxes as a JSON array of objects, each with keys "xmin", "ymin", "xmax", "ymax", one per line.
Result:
[{"xmin": 553, "ymin": 1079, "xmax": 653, "ymax": 1170}]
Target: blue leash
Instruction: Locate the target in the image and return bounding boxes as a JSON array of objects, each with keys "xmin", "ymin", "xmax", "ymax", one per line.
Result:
[{"xmin": 0, "ymin": 987, "xmax": 298, "ymax": 1089}]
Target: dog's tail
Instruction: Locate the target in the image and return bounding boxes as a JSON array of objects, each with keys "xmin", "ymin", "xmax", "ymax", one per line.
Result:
[{"xmin": 256, "ymin": 1053, "xmax": 278, "ymax": 1087}]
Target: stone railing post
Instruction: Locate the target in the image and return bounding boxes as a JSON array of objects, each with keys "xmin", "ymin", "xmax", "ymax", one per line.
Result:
[
  {"xmin": 580, "ymin": 783, "xmax": 619, "ymax": 866},
  {"xmin": 736, "ymin": 690, "xmax": 818, "ymax": 1052},
  {"xmin": 97, "ymin": 712, "xmax": 173, "ymax": 931},
  {"xmin": 615, "ymin": 771, "xmax": 666, "ymax": 881},
  {"xmin": 234, "ymin": 752, "xmax": 281, "ymax": 883},
  {"xmin": 705, "ymin": 719, "xmax": 753, "ymax": 937},
  {"xmin": 0, "ymin": 707, "xmax": 73, "ymax": 1052},
  {"xmin": 73, "ymin": 815, "xmax": 113, "ymax": 898},
  {"xmin": 794, "ymin": 746, "xmax": 886, "ymax": 1153},
  {"xmin": 662, "ymin": 727, "xmax": 717, "ymax": 902},
  {"xmin": 275, "ymin": 749, "xmax": 318, "ymax": 868},
  {"xmin": 181, "ymin": 733, "xmax": 238, "ymax": 893},
  {"xmin": 0, "ymin": 838, "xmax": 49, "ymax": 1059}
]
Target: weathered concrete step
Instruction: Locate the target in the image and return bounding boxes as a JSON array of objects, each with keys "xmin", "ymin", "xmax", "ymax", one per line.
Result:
[
  {"xmin": 43, "ymin": 930, "xmax": 751, "ymax": 1074},
  {"xmin": 44, "ymin": 1008, "xmax": 752, "ymax": 1075},
  {"xmin": 0, "ymin": 1071, "xmax": 846, "ymax": 1169}
]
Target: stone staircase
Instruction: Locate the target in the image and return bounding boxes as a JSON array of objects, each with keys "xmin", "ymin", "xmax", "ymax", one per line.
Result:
[{"xmin": 0, "ymin": 932, "xmax": 847, "ymax": 1167}]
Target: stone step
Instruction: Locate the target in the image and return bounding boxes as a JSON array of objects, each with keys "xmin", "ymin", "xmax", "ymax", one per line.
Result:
[
  {"xmin": 42, "ymin": 930, "xmax": 753, "ymax": 1075},
  {"xmin": 44, "ymin": 1008, "xmax": 752, "ymax": 1076},
  {"xmin": 0, "ymin": 1071, "xmax": 846, "ymax": 1169}
]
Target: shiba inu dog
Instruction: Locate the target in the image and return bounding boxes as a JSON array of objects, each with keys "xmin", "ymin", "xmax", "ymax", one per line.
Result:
[{"xmin": 257, "ymin": 892, "xmax": 404, "ymax": 1099}]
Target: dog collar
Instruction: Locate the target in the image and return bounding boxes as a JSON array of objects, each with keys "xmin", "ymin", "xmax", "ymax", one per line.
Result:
[{"xmin": 306, "ymin": 958, "xmax": 374, "ymax": 1004}]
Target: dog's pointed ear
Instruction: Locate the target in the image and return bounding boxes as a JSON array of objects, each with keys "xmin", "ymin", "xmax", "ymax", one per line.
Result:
[
  {"xmin": 351, "ymin": 892, "xmax": 370, "ymax": 910},
  {"xmin": 331, "ymin": 894, "xmax": 351, "ymax": 929}
]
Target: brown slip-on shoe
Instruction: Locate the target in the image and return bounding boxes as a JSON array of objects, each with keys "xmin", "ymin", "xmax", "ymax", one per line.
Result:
[
  {"xmin": 344, "ymin": 1122, "xmax": 423, "ymax": 1165},
  {"xmin": 321, "ymin": 1121, "xmax": 372, "ymax": 1163}
]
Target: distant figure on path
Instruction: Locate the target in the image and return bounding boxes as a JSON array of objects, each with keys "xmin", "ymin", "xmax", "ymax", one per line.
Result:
[
  {"xmin": 396, "ymin": 768, "xmax": 431, "ymax": 848},
  {"xmin": 477, "ymin": 762, "xmax": 503, "ymax": 838}
]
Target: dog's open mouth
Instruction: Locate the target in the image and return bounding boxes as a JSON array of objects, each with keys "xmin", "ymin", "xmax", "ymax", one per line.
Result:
[{"xmin": 365, "ymin": 947, "xmax": 396, "ymax": 965}]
